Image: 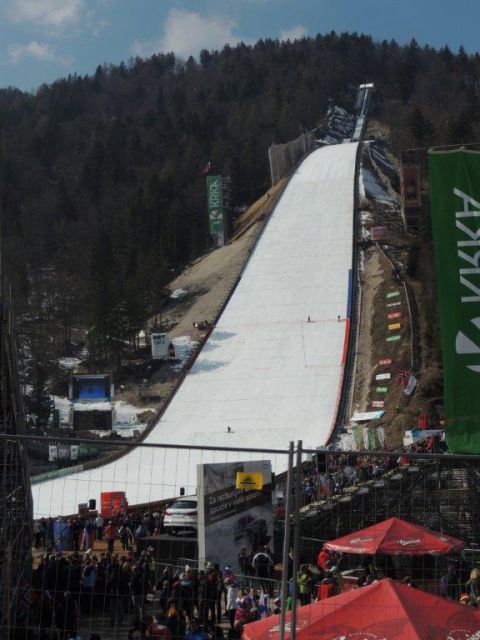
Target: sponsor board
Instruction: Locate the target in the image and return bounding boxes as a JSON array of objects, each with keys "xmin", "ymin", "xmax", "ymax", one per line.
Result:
[
  {"xmin": 197, "ymin": 461, "xmax": 272, "ymax": 571},
  {"xmin": 386, "ymin": 291, "xmax": 400, "ymax": 298},
  {"xmin": 379, "ymin": 358, "xmax": 392, "ymax": 365},
  {"xmin": 386, "ymin": 335, "xmax": 401, "ymax": 342},
  {"xmin": 236, "ymin": 472, "xmax": 263, "ymax": 490},
  {"xmin": 387, "ymin": 312, "xmax": 402, "ymax": 320},
  {"xmin": 375, "ymin": 373, "xmax": 391, "ymax": 381},
  {"xmin": 429, "ymin": 150, "xmax": 480, "ymax": 452},
  {"xmin": 388, "ymin": 322, "xmax": 401, "ymax": 330}
]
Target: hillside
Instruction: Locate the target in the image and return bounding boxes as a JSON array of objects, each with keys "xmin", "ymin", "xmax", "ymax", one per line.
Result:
[{"xmin": 1, "ymin": 33, "xmax": 479, "ymax": 416}]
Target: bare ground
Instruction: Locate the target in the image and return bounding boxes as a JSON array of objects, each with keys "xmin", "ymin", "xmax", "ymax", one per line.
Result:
[
  {"xmin": 119, "ymin": 184, "xmax": 285, "ymax": 416},
  {"xmin": 350, "ymin": 131, "xmax": 441, "ymax": 449}
]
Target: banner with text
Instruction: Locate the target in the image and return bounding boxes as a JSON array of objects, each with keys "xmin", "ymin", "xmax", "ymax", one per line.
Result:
[
  {"xmin": 429, "ymin": 150, "xmax": 480, "ymax": 453},
  {"xmin": 207, "ymin": 175, "xmax": 224, "ymax": 243},
  {"xmin": 197, "ymin": 460, "xmax": 272, "ymax": 571}
]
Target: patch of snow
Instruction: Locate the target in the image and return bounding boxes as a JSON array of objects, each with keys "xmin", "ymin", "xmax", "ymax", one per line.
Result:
[
  {"xmin": 359, "ymin": 167, "xmax": 395, "ymax": 207},
  {"xmin": 73, "ymin": 401, "xmax": 112, "ymax": 412},
  {"xmin": 371, "ymin": 146, "xmax": 394, "ymax": 171},
  {"xmin": 170, "ymin": 288, "xmax": 187, "ymax": 299},
  {"xmin": 171, "ymin": 335, "xmax": 198, "ymax": 371},
  {"xmin": 360, "ymin": 211, "xmax": 373, "ymax": 223},
  {"xmin": 58, "ymin": 357, "xmax": 82, "ymax": 370},
  {"xmin": 51, "ymin": 394, "xmax": 155, "ymax": 435},
  {"xmin": 359, "ymin": 250, "xmax": 365, "ymax": 272},
  {"xmin": 52, "ymin": 395, "xmax": 72, "ymax": 424}
]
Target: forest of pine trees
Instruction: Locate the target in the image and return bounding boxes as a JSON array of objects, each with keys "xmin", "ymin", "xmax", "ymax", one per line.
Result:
[{"xmin": 1, "ymin": 32, "xmax": 479, "ymax": 366}]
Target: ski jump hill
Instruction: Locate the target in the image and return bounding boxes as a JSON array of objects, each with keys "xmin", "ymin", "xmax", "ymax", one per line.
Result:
[{"xmin": 33, "ymin": 142, "xmax": 359, "ymax": 518}]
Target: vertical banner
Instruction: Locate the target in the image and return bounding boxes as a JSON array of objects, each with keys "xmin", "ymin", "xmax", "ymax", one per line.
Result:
[
  {"xmin": 206, "ymin": 175, "xmax": 225, "ymax": 246},
  {"xmin": 429, "ymin": 150, "xmax": 480, "ymax": 453},
  {"xmin": 351, "ymin": 426, "xmax": 363, "ymax": 449},
  {"xmin": 401, "ymin": 164, "xmax": 421, "ymax": 208},
  {"xmin": 197, "ymin": 461, "xmax": 272, "ymax": 571}
]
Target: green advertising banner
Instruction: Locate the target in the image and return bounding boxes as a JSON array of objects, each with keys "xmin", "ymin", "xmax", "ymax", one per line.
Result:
[
  {"xmin": 429, "ymin": 150, "xmax": 480, "ymax": 453},
  {"xmin": 207, "ymin": 175, "xmax": 224, "ymax": 235}
]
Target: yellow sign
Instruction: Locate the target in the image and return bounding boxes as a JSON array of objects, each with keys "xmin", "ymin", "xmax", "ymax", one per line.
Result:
[
  {"xmin": 236, "ymin": 472, "xmax": 263, "ymax": 490},
  {"xmin": 388, "ymin": 322, "xmax": 401, "ymax": 331}
]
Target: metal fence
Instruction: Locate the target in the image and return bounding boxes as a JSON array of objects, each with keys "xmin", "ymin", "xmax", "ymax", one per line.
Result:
[
  {"xmin": 268, "ymin": 131, "xmax": 316, "ymax": 186},
  {"xmin": 2, "ymin": 434, "xmax": 480, "ymax": 638}
]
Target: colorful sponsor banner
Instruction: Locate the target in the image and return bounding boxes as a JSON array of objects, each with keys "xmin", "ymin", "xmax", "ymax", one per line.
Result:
[
  {"xmin": 351, "ymin": 411, "xmax": 385, "ymax": 422},
  {"xmin": 367, "ymin": 428, "xmax": 377, "ymax": 450},
  {"xmin": 388, "ymin": 312, "xmax": 402, "ymax": 320},
  {"xmin": 386, "ymin": 291, "xmax": 400, "ymax": 299},
  {"xmin": 388, "ymin": 322, "xmax": 401, "ymax": 330},
  {"xmin": 207, "ymin": 175, "xmax": 224, "ymax": 235},
  {"xmin": 351, "ymin": 426, "xmax": 363, "ymax": 449},
  {"xmin": 402, "ymin": 164, "xmax": 422, "ymax": 208},
  {"xmin": 376, "ymin": 386, "xmax": 388, "ymax": 393},
  {"xmin": 386, "ymin": 301, "xmax": 402, "ymax": 308},
  {"xmin": 376, "ymin": 426, "xmax": 386, "ymax": 447},
  {"xmin": 379, "ymin": 358, "xmax": 393, "ymax": 365},
  {"xmin": 429, "ymin": 150, "xmax": 480, "ymax": 452},
  {"xmin": 372, "ymin": 400, "xmax": 385, "ymax": 408},
  {"xmin": 236, "ymin": 472, "xmax": 264, "ymax": 490},
  {"xmin": 387, "ymin": 335, "xmax": 401, "ymax": 342},
  {"xmin": 363, "ymin": 428, "xmax": 370, "ymax": 449},
  {"xmin": 375, "ymin": 373, "xmax": 391, "ymax": 381}
]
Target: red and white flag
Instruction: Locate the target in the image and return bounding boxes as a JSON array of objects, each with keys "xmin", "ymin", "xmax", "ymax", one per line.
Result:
[{"xmin": 201, "ymin": 161, "xmax": 212, "ymax": 175}]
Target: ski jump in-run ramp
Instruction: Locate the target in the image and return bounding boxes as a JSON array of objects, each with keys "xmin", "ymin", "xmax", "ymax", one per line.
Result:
[{"xmin": 33, "ymin": 142, "xmax": 359, "ymax": 518}]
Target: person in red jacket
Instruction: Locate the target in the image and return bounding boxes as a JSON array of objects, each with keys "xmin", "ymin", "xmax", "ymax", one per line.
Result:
[
  {"xmin": 104, "ymin": 521, "xmax": 117, "ymax": 554},
  {"xmin": 317, "ymin": 546, "xmax": 335, "ymax": 574}
]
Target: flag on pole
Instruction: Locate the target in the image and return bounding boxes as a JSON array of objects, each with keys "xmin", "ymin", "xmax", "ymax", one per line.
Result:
[{"xmin": 201, "ymin": 161, "xmax": 212, "ymax": 175}]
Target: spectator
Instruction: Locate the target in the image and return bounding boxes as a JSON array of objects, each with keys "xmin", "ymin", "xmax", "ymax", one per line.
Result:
[
  {"xmin": 95, "ymin": 514, "xmax": 104, "ymax": 541},
  {"xmin": 225, "ymin": 577, "xmax": 239, "ymax": 629},
  {"xmin": 252, "ymin": 547, "xmax": 273, "ymax": 593},
  {"xmin": 55, "ymin": 591, "xmax": 78, "ymax": 640},
  {"xmin": 130, "ymin": 564, "xmax": 145, "ymax": 620},
  {"xmin": 104, "ymin": 521, "xmax": 117, "ymax": 554},
  {"xmin": 297, "ymin": 565, "xmax": 312, "ymax": 606},
  {"xmin": 106, "ymin": 555, "xmax": 124, "ymax": 626},
  {"xmin": 184, "ymin": 618, "xmax": 209, "ymax": 640}
]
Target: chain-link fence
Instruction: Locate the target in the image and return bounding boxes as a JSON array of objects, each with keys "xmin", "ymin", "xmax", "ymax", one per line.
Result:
[
  {"xmin": 2, "ymin": 434, "xmax": 480, "ymax": 639},
  {"xmin": 268, "ymin": 132, "xmax": 317, "ymax": 186}
]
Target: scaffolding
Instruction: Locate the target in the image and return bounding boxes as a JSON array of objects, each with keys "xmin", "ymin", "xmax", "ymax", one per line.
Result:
[{"xmin": 0, "ymin": 276, "xmax": 33, "ymax": 637}]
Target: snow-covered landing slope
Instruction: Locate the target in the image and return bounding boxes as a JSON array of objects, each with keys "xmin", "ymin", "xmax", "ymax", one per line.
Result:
[{"xmin": 33, "ymin": 143, "xmax": 358, "ymax": 517}]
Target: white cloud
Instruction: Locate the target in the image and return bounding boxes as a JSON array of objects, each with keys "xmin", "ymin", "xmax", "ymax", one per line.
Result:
[
  {"xmin": 5, "ymin": 0, "xmax": 84, "ymax": 28},
  {"xmin": 8, "ymin": 41, "xmax": 72, "ymax": 66},
  {"xmin": 131, "ymin": 8, "xmax": 248, "ymax": 59},
  {"xmin": 279, "ymin": 25, "xmax": 308, "ymax": 42}
]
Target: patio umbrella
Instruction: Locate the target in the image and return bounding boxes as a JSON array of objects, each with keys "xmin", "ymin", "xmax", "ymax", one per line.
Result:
[
  {"xmin": 323, "ymin": 517, "xmax": 464, "ymax": 555},
  {"xmin": 242, "ymin": 578, "xmax": 480, "ymax": 640}
]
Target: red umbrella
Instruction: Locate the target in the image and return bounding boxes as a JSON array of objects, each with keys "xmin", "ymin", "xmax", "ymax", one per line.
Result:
[
  {"xmin": 323, "ymin": 517, "xmax": 464, "ymax": 555},
  {"xmin": 242, "ymin": 579, "xmax": 480, "ymax": 640}
]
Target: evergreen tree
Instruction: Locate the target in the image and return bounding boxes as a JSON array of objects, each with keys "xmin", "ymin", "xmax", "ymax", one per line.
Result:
[{"xmin": 29, "ymin": 364, "xmax": 54, "ymax": 428}]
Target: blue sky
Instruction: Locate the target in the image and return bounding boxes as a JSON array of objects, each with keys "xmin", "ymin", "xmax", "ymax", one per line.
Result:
[{"xmin": 1, "ymin": 0, "xmax": 479, "ymax": 92}]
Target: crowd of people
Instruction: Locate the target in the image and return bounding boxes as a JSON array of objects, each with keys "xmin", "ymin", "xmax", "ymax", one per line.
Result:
[
  {"xmin": 22, "ymin": 502, "xmax": 285, "ymax": 640},
  {"xmin": 298, "ymin": 454, "xmax": 400, "ymax": 506}
]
